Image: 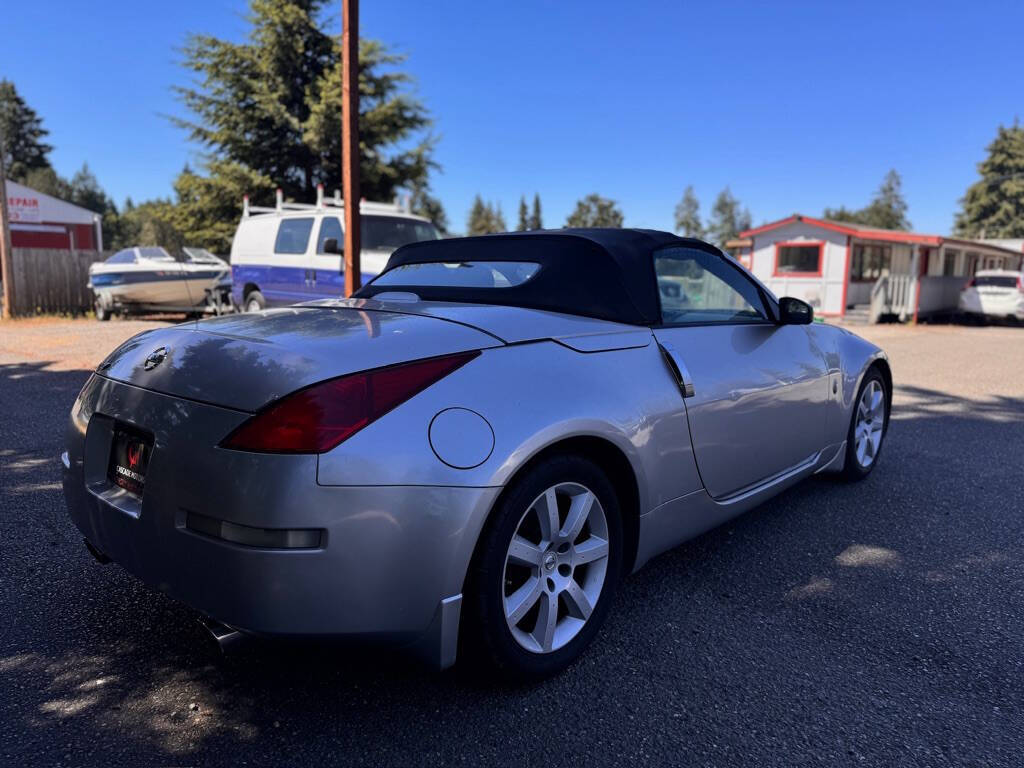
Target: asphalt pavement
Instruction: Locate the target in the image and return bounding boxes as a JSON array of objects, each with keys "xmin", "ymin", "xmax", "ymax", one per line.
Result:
[{"xmin": 1, "ymin": 319, "xmax": 1023, "ymax": 766}]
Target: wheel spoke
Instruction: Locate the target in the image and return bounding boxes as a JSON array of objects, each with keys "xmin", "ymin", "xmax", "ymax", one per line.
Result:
[
  {"xmin": 562, "ymin": 579, "xmax": 593, "ymax": 620},
  {"xmin": 507, "ymin": 535, "xmax": 543, "ymax": 567},
  {"xmin": 572, "ymin": 536, "xmax": 609, "ymax": 565},
  {"xmin": 535, "ymin": 488, "xmax": 560, "ymax": 542},
  {"xmin": 505, "ymin": 577, "xmax": 543, "ymax": 625},
  {"xmin": 869, "ymin": 387, "xmax": 884, "ymax": 417},
  {"xmin": 532, "ymin": 590, "xmax": 559, "ymax": 652},
  {"xmin": 560, "ymin": 490, "xmax": 594, "ymax": 542}
]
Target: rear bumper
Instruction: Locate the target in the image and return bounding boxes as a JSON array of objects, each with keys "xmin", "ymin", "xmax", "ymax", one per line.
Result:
[{"xmin": 62, "ymin": 375, "xmax": 499, "ymax": 663}]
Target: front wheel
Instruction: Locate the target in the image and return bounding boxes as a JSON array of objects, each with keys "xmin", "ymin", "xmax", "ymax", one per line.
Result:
[
  {"xmin": 464, "ymin": 454, "xmax": 623, "ymax": 679},
  {"xmin": 842, "ymin": 368, "xmax": 889, "ymax": 480},
  {"xmin": 94, "ymin": 300, "xmax": 110, "ymax": 322},
  {"xmin": 244, "ymin": 290, "xmax": 266, "ymax": 313}
]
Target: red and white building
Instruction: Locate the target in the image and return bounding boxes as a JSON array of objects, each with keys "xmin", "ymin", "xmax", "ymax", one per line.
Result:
[
  {"xmin": 5, "ymin": 179, "xmax": 103, "ymax": 251},
  {"xmin": 732, "ymin": 215, "xmax": 1024, "ymax": 322}
]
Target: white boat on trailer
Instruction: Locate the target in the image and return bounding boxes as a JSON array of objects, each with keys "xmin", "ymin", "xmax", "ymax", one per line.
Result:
[{"xmin": 88, "ymin": 246, "xmax": 231, "ymax": 320}]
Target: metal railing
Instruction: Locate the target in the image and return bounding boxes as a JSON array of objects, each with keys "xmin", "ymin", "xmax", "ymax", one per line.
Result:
[{"xmin": 869, "ymin": 273, "xmax": 915, "ymax": 323}]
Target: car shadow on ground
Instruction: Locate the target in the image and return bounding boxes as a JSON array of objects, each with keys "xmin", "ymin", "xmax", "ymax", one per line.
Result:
[{"xmin": 3, "ymin": 362, "xmax": 1024, "ymax": 765}]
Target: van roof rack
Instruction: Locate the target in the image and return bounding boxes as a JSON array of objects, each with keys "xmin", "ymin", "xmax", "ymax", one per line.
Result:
[{"xmin": 243, "ymin": 184, "xmax": 416, "ymax": 218}]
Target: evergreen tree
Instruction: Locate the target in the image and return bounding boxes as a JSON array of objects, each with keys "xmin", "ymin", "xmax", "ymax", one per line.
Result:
[
  {"xmin": 706, "ymin": 187, "xmax": 752, "ymax": 247},
  {"xmin": 466, "ymin": 195, "xmax": 506, "ymax": 235},
  {"xmin": 172, "ymin": 160, "xmax": 274, "ymax": 253},
  {"xmin": 115, "ymin": 200, "xmax": 184, "ymax": 252},
  {"xmin": 674, "ymin": 185, "xmax": 703, "ymax": 238},
  {"xmin": 824, "ymin": 169, "xmax": 911, "ymax": 230},
  {"xmin": 0, "ymin": 79, "xmax": 53, "ymax": 180},
  {"xmin": 173, "ymin": 1, "xmax": 439, "ymax": 240},
  {"xmin": 954, "ymin": 122, "xmax": 1024, "ymax": 238},
  {"xmin": 565, "ymin": 193, "xmax": 623, "ymax": 228},
  {"xmin": 529, "ymin": 193, "xmax": 542, "ymax": 230},
  {"xmin": 19, "ymin": 166, "xmax": 69, "ymax": 199},
  {"xmin": 517, "ymin": 196, "xmax": 529, "ymax": 231},
  {"xmin": 409, "ymin": 180, "xmax": 448, "ymax": 234}
]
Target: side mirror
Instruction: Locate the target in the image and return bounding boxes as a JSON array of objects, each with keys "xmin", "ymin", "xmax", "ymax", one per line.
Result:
[
  {"xmin": 779, "ymin": 296, "xmax": 814, "ymax": 325},
  {"xmin": 322, "ymin": 237, "xmax": 343, "ymax": 255}
]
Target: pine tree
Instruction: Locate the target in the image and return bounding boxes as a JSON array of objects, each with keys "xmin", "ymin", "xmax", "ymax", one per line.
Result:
[
  {"xmin": 706, "ymin": 188, "xmax": 751, "ymax": 247},
  {"xmin": 410, "ymin": 180, "xmax": 448, "ymax": 234},
  {"xmin": 517, "ymin": 196, "xmax": 529, "ymax": 231},
  {"xmin": 674, "ymin": 185, "xmax": 703, "ymax": 238},
  {"xmin": 565, "ymin": 193, "xmax": 623, "ymax": 228},
  {"xmin": 0, "ymin": 79, "xmax": 53, "ymax": 180},
  {"xmin": 824, "ymin": 169, "xmax": 911, "ymax": 230},
  {"xmin": 466, "ymin": 195, "xmax": 506, "ymax": 235},
  {"xmin": 172, "ymin": 160, "xmax": 274, "ymax": 253},
  {"xmin": 954, "ymin": 122, "xmax": 1024, "ymax": 238},
  {"xmin": 172, "ymin": 1, "xmax": 439, "ymax": 239},
  {"xmin": 529, "ymin": 193, "xmax": 542, "ymax": 230}
]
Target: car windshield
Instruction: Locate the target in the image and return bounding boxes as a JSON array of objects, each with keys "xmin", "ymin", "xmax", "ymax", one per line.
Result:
[
  {"xmin": 180, "ymin": 247, "xmax": 224, "ymax": 264},
  {"xmin": 105, "ymin": 248, "xmax": 137, "ymax": 264},
  {"xmin": 136, "ymin": 247, "xmax": 175, "ymax": 262},
  {"xmin": 371, "ymin": 261, "xmax": 541, "ymax": 289},
  {"xmin": 362, "ymin": 216, "xmax": 440, "ymax": 251},
  {"xmin": 972, "ymin": 275, "xmax": 1018, "ymax": 288}
]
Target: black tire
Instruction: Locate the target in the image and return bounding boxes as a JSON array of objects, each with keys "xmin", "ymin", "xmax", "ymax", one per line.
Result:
[
  {"xmin": 463, "ymin": 454, "xmax": 623, "ymax": 680},
  {"xmin": 95, "ymin": 301, "xmax": 110, "ymax": 322},
  {"xmin": 244, "ymin": 290, "xmax": 266, "ymax": 313},
  {"xmin": 842, "ymin": 367, "xmax": 889, "ymax": 481}
]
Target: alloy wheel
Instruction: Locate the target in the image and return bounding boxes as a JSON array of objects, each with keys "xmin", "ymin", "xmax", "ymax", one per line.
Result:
[
  {"xmin": 501, "ymin": 482, "xmax": 610, "ymax": 654},
  {"xmin": 854, "ymin": 379, "xmax": 885, "ymax": 468}
]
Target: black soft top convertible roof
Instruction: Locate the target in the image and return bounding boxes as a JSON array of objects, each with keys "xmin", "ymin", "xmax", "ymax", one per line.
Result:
[{"xmin": 356, "ymin": 228, "xmax": 723, "ymax": 325}]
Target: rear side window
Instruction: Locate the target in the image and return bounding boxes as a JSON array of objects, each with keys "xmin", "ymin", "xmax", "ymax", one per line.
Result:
[
  {"xmin": 372, "ymin": 261, "xmax": 540, "ymax": 288},
  {"xmin": 363, "ymin": 216, "xmax": 440, "ymax": 250},
  {"xmin": 275, "ymin": 218, "xmax": 314, "ymax": 254}
]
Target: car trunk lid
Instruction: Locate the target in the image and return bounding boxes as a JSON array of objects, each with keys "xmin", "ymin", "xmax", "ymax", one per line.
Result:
[{"xmin": 97, "ymin": 306, "xmax": 503, "ymax": 412}]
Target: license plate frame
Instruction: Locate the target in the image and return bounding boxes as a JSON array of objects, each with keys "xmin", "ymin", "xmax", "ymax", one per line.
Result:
[{"xmin": 107, "ymin": 425, "xmax": 153, "ymax": 497}]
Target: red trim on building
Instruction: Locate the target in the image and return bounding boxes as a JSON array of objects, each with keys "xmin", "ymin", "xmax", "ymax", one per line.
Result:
[
  {"xmin": 839, "ymin": 235, "xmax": 851, "ymax": 316},
  {"xmin": 773, "ymin": 240, "xmax": 825, "ymax": 278},
  {"xmin": 741, "ymin": 215, "xmax": 1024, "ymax": 260}
]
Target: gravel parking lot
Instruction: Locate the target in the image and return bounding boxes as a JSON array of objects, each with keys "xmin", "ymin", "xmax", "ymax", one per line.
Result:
[{"xmin": 2, "ymin": 316, "xmax": 1023, "ymax": 766}]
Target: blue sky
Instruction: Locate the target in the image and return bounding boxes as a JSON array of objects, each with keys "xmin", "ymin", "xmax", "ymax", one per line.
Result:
[{"xmin": 3, "ymin": 0, "xmax": 1022, "ymax": 235}]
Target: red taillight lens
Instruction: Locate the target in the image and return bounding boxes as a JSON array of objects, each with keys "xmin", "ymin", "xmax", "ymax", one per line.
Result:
[{"xmin": 220, "ymin": 351, "xmax": 480, "ymax": 454}]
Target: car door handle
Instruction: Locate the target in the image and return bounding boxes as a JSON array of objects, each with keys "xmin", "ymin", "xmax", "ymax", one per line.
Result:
[{"xmin": 658, "ymin": 342, "xmax": 696, "ymax": 398}]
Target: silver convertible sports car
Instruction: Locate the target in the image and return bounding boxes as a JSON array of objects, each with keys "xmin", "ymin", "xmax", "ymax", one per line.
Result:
[{"xmin": 62, "ymin": 229, "xmax": 891, "ymax": 678}]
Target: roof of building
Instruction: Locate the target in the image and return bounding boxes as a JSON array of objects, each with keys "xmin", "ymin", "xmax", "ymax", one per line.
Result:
[
  {"xmin": 4, "ymin": 179, "xmax": 101, "ymax": 225},
  {"xmin": 358, "ymin": 228, "xmax": 723, "ymax": 325},
  {"xmin": 740, "ymin": 214, "xmax": 1023, "ymax": 257}
]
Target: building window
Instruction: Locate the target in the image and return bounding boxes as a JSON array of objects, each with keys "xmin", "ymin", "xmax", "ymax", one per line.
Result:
[
  {"xmin": 965, "ymin": 252, "xmax": 979, "ymax": 276},
  {"xmin": 850, "ymin": 244, "xmax": 891, "ymax": 282},
  {"xmin": 943, "ymin": 250, "xmax": 959, "ymax": 276},
  {"xmin": 774, "ymin": 242, "xmax": 822, "ymax": 275}
]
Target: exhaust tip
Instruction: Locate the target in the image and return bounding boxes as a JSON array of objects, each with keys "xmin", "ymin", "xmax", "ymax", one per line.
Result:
[{"xmin": 198, "ymin": 615, "xmax": 245, "ymax": 653}]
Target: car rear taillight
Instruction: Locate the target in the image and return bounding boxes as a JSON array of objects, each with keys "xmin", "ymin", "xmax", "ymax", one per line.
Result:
[
  {"xmin": 220, "ymin": 351, "xmax": 480, "ymax": 454},
  {"xmin": 1018, "ymin": 275, "xmax": 1024, "ymax": 294},
  {"xmin": 964, "ymin": 278, "xmax": 976, "ymax": 290}
]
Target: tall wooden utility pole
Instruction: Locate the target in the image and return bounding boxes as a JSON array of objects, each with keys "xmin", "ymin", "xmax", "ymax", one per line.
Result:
[
  {"xmin": 342, "ymin": 0, "xmax": 361, "ymax": 296},
  {"xmin": 0, "ymin": 132, "xmax": 15, "ymax": 319}
]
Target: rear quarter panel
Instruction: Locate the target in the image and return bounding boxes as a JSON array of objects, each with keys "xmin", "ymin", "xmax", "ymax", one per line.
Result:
[{"xmin": 315, "ymin": 338, "xmax": 703, "ymax": 516}]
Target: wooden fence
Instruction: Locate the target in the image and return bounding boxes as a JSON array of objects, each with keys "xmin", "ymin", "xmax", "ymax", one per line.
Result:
[{"xmin": 3, "ymin": 248, "xmax": 108, "ymax": 317}]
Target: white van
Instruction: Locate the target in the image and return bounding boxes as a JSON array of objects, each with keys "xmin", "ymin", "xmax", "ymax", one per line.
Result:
[{"xmin": 230, "ymin": 188, "xmax": 441, "ymax": 312}]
